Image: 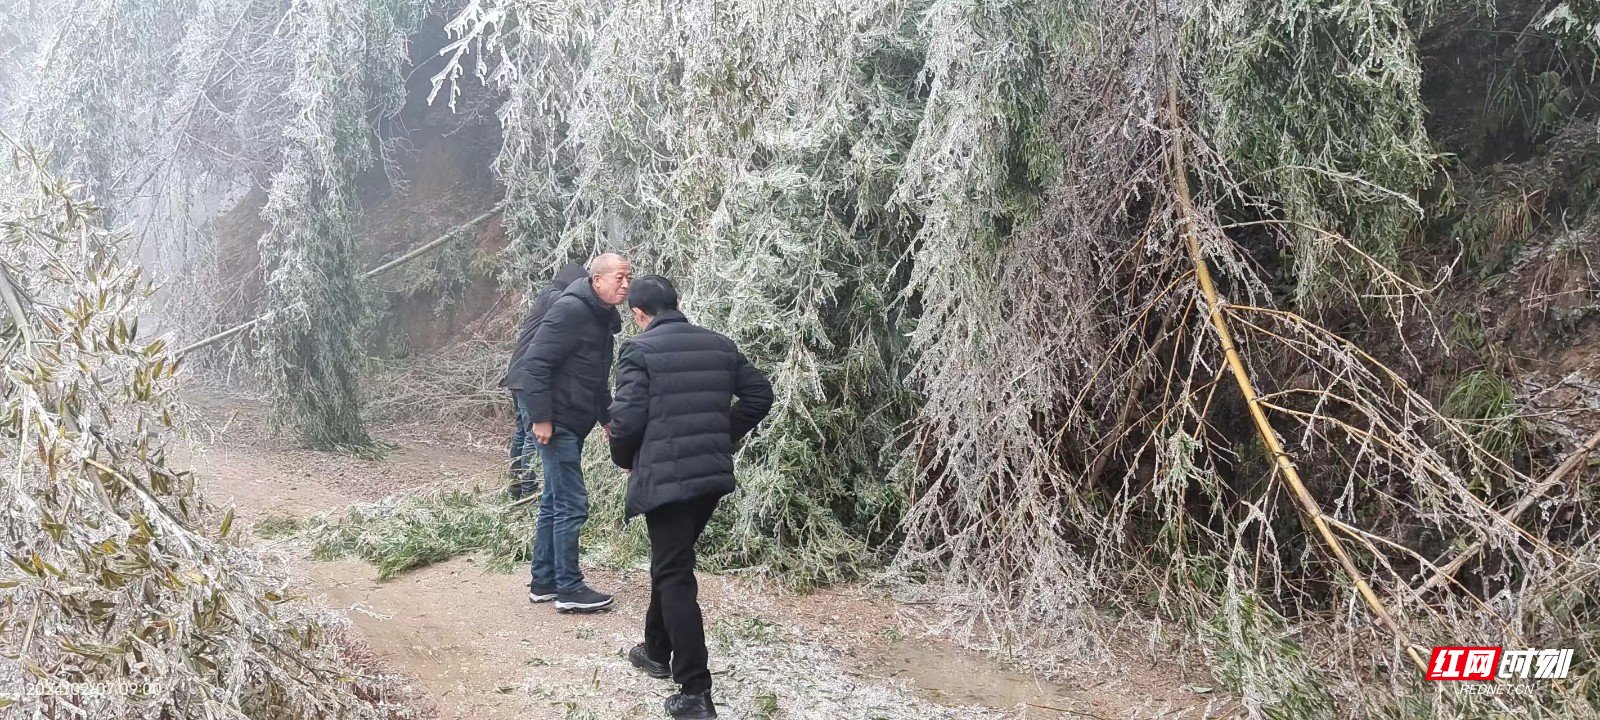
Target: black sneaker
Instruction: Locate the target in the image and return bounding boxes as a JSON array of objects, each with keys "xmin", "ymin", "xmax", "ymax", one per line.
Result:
[
  {"xmin": 664, "ymin": 691, "xmax": 716, "ymax": 719},
  {"xmin": 628, "ymin": 643, "xmax": 671, "ymax": 679},
  {"xmin": 554, "ymin": 585, "xmax": 614, "ymax": 613},
  {"xmin": 528, "ymin": 581, "xmax": 557, "ymax": 603}
]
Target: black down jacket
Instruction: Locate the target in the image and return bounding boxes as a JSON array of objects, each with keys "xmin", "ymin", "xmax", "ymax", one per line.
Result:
[
  {"xmin": 501, "ymin": 264, "xmax": 587, "ymax": 389},
  {"xmin": 510, "ymin": 277, "xmax": 622, "ymax": 434},
  {"xmin": 606, "ymin": 311, "xmax": 773, "ymax": 518}
]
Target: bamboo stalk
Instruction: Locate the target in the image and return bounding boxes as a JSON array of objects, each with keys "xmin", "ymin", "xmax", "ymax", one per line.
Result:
[
  {"xmin": 0, "ymin": 263, "xmax": 35, "ymax": 346},
  {"xmin": 359, "ymin": 206, "xmax": 502, "ymax": 278},
  {"xmin": 0, "ymin": 260, "xmax": 41, "ymax": 488},
  {"xmin": 176, "ymin": 206, "xmax": 503, "ymax": 357},
  {"xmin": 1163, "ymin": 84, "xmax": 1429, "ymax": 673},
  {"xmin": 176, "ymin": 318, "xmax": 260, "ymax": 357},
  {"xmin": 1415, "ymin": 427, "xmax": 1600, "ymax": 595}
]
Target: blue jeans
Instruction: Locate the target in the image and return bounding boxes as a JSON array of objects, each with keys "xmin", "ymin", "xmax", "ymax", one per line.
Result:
[
  {"xmin": 508, "ymin": 393, "xmax": 539, "ymax": 498},
  {"xmin": 529, "ymin": 426, "xmax": 589, "ymax": 594}
]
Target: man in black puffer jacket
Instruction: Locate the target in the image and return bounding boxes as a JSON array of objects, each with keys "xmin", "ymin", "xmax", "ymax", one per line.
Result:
[
  {"xmin": 607, "ymin": 276, "xmax": 772, "ymax": 720},
  {"xmin": 511, "ymin": 253, "xmax": 630, "ymax": 613},
  {"xmin": 502, "ymin": 263, "xmax": 587, "ymax": 500}
]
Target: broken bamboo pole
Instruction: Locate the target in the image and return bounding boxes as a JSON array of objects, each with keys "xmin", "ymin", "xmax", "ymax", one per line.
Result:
[
  {"xmin": 1415, "ymin": 426, "xmax": 1600, "ymax": 595},
  {"xmin": 176, "ymin": 205, "xmax": 503, "ymax": 357},
  {"xmin": 1163, "ymin": 83, "xmax": 1429, "ymax": 673}
]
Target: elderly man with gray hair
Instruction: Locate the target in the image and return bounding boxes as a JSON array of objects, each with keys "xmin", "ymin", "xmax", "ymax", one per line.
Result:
[{"xmin": 508, "ymin": 252, "xmax": 632, "ymax": 612}]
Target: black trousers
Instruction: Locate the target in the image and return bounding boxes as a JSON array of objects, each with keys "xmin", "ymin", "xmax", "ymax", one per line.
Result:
[{"xmin": 643, "ymin": 494, "xmax": 720, "ymax": 695}]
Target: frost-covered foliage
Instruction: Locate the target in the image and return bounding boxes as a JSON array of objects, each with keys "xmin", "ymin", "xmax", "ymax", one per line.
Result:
[
  {"xmin": 11, "ymin": 0, "xmax": 305, "ymax": 378},
  {"xmin": 4, "ymin": 1, "xmax": 191, "ymax": 197},
  {"xmin": 257, "ymin": 0, "xmax": 430, "ymax": 449},
  {"xmin": 1, "ymin": 0, "xmax": 431, "ymax": 445},
  {"xmin": 1193, "ymin": 0, "xmax": 1438, "ymax": 307},
  {"xmin": 0, "ymin": 0, "xmax": 295, "ymax": 217},
  {"xmin": 433, "ymin": 0, "xmax": 592, "ymax": 287},
  {"xmin": 0, "ymin": 150, "xmax": 410, "ymax": 718}
]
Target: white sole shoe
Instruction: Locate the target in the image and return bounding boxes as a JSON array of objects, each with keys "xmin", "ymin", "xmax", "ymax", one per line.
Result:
[
  {"xmin": 554, "ymin": 596, "xmax": 614, "ymax": 613},
  {"xmin": 529, "ymin": 590, "xmax": 558, "ymax": 603}
]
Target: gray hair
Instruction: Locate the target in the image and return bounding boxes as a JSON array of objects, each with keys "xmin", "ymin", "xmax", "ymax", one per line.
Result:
[{"xmin": 587, "ymin": 252, "xmax": 630, "ymax": 277}]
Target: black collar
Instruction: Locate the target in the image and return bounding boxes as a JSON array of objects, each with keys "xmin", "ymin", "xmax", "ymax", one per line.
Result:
[
  {"xmin": 565, "ymin": 278, "xmax": 622, "ymax": 333},
  {"xmin": 645, "ymin": 310, "xmax": 689, "ymax": 331}
]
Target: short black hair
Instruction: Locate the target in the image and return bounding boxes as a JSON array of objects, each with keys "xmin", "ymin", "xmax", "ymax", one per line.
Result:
[{"xmin": 628, "ymin": 275, "xmax": 679, "ymax": 317}]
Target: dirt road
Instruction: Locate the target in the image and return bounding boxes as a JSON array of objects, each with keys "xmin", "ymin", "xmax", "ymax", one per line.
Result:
[{"xmin": 180, "ymin": 391, "xmax": 1227, "ymax": 719}]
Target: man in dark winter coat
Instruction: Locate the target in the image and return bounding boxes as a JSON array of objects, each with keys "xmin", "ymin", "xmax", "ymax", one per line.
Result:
[
  {"xmin": 606, "ymin": 275, "xmax": 773, "ymax": 720},
  {"xmin": 511, "ymin": 253, "xmax": 631, "ymax": 612},
  {"xmin": 502, "ymin": 263, "xmax": 587, "ymax": 500}
]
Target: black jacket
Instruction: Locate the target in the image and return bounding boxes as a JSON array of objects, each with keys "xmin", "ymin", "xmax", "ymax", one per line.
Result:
[
  {"xmin": 607, "ymin": 311, "xmax": 774, "ymax": 518},
  {"xmin": 511, "ymin": 277, "xmax": 622, "ymax": 434},
  {"xmin": 502, "ymin": 264, "xmax": 587, "ymax": 389}
]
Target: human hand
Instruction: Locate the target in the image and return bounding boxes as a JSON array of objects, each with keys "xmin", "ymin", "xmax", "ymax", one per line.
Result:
[{"xmin": 533, "ymin": 421, "xmax": 553, "ymax": 445}]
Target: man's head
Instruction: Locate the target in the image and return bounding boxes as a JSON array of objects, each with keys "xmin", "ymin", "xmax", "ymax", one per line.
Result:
[
  {"xmin": 626, "ymin": 275, "xmax": 679, "ymax": 329},
  {"xmin": 588, "ymin": 253, "xmax": 632, "ymax": 307}
]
